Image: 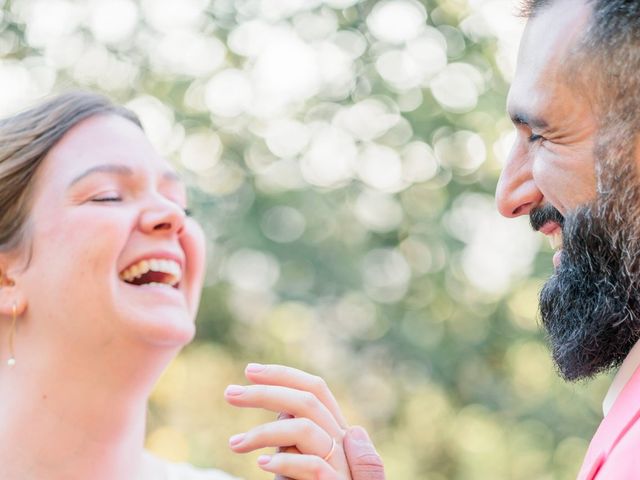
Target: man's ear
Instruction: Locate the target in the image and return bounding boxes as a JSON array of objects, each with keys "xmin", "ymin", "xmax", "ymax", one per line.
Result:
[{"xmin": 0, "ymin": 263, "xmax": 28, "ymax": 317}]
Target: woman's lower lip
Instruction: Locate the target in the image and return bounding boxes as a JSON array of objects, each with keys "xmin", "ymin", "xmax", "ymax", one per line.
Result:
[{"xmin": 121, "ymin": 281, "xmax": 186, "ymax": 300}]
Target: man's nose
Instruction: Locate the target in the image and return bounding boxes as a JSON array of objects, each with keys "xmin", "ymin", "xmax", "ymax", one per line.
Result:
[
  {"xmin": 139, "ymin": 196, "xmax": 186, "ymax": 235},
  {"xmin": 495, "ymin": 144, "xmax": 543, "ymax": 218}
]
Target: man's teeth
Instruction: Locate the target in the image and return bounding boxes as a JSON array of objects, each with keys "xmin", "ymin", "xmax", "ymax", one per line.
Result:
[
  {"xmin": 119, "ymin": 259, "xmax": 182, "ymax": 286},
  {"xmin": 549, "ymin": 231, "xmax": 563, "ymax": 250}
]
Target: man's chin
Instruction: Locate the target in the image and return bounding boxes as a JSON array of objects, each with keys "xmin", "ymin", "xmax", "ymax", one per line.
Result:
[
  {"xmin": 539, "ymin": 249, "xmax": 637, "ymax": 383},
  {"xmin": 548, "ymin": 337, "xmax": 609, "ymax": 383}
]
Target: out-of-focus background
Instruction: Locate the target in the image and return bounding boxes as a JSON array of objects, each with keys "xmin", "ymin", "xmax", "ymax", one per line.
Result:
[{"xmin": 0, "ymin": 0, "xmax": 611, "ymax": 478}]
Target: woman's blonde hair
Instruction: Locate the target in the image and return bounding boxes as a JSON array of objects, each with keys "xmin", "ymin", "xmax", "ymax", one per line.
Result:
[{"xmin": 0, "ymin": 91, "xmax": 141, "ymax": 252}]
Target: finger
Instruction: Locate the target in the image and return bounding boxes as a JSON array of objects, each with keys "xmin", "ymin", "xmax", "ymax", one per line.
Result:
[
  {"xmin": 257, "ymin": 452, "xmax": 338, "ymax": 480},
  {"xmin": 276, "ymin": 444, "xmax": 297, "ymax": 480},
  {"xmin": 245, "ymin": 363, "xmax": 348, "ymax": 428},
  {"xmin": 278, "ymin": 412, "xmax": 295, "ymax": 421},
  {"xmin": 229, "ymin": 418, "xmax": 334, "ymax": 458},
  {"xmin": 279, "ymin": 445, "xmax": 301, "ymax": 454},
  {"xmin": 225, "ymin": 384, "xmax": 343, "ymax": 437},
  {"xmin": 344, "ymin": 426, "xmax": 385, "ymax": 480}
]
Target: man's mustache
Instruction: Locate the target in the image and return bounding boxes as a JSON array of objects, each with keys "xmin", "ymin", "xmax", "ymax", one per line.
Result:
[{"xmin": 530, "ymin": 204, "xmax": 565, "ymax": 232}]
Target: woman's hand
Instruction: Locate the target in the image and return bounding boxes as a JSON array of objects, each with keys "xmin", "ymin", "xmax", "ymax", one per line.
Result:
[{"xmin": 225, "ymin": 363, "xmax": 352, "ymax": 480}]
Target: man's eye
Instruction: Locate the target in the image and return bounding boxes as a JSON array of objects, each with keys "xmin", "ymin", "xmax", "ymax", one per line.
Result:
[{"xmin": 528, "ymin": 133, "xmax": 543, "ymax": 143}]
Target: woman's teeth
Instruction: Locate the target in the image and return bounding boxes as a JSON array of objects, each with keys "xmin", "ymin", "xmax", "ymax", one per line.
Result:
[{"xmin": 119, "ymin": 259, "xmax": 182, "ymax": 286}]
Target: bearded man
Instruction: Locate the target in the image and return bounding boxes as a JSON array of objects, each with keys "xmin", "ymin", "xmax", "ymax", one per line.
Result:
[
  {"xmin": 495, "ymin": 0, "xmax": 640, "ymax": 477},
  {"xmin": 342, "ymin": 0, "xmax": 640, "ymax": 478}
]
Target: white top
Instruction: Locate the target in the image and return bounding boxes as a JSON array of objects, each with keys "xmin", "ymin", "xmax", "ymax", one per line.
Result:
[
  {"xmin": 143, "ymin": 452, "xmax": 242, "ymax": 480},
  {"xmin": 602, "ymin": 338, "xmax": 640, "ymax": 417}
]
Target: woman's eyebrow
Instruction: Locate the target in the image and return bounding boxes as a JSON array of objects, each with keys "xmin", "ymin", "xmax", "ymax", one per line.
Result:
[{"xmin": 67, "ymin": 164, "xmax": 182, "ymax": 189}]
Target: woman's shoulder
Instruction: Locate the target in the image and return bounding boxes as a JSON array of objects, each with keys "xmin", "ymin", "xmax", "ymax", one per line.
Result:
[{"xmin": 144, "ymin": 451, "xmax": 243, "ymax": 480}]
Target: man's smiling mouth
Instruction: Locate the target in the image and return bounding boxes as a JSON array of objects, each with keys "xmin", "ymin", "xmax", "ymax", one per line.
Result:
[
  {"xmin": 548, "ymin": 229, "xmax": 563, "ymax": 251},
  {"xmin": 536, "ymin": 221, "xmax": 564, "ymax": 268},
  {"xmin": 545, "ymin": 229, "xmax": 563, "ymax": 268},
  {"xmin": 119, "ymin": 258, "xmax": 182, "ymax": 288}
]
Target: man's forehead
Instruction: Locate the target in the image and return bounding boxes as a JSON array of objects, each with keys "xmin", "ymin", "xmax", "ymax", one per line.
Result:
[
  {"xmin": 517, "ymin": 4, "xmax": 591, "ymax": 70},
  {"xmin": 508, "ymin": 0, "xmax": 591, "ymax": 126}
]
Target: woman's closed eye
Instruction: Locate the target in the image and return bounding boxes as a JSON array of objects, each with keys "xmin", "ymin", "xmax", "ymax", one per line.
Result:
[
  {"xmin": 91, "ymin": 194, "xmax": 191, "ymax": 216},
  {"xmin": 92, "ymin": 194, "xmax": 122, "ymax": 202}
]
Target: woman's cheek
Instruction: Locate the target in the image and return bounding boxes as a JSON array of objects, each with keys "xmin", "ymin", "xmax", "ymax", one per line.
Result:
[
  {"xmin": 55, "ymin": 209, "xmax": 134, "ymax": 271},
  {"xmin": 181, "ymin": 221, "xmax": 207, "ymax": 307}
]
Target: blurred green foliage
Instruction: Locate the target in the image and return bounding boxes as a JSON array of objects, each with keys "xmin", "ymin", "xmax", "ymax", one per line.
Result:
[{"xmin": 0, "ymin": 0, "xmax": 611, "ymax": 478}]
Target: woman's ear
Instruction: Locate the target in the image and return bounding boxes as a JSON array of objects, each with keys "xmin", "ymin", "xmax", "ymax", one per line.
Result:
[{"xmin": 0, "ymin": 266, "xmax": 27, "ymax": 317}]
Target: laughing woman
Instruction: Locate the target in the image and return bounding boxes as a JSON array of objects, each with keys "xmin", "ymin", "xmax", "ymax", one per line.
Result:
[{"xmin": 0, "ymin": 92, "xmax": 357, "ymax": 480}]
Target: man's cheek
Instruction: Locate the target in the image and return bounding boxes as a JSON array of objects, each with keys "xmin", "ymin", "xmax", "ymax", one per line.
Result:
[{"xmin": 532, "ymin": 174, "xmax": 566, "ymax": 214}]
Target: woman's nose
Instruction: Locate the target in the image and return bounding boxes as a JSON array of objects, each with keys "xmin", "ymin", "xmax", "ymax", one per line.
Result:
[
  {"xmin": 495, "ymin": 144, "xmax": 543, "ymax": 218},
  {"xmin": 139, "ymin": 197, "xmax": 186, "ymax": 235}
]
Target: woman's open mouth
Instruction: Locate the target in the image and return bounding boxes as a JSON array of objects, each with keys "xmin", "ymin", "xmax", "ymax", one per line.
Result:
[{"xmin": 119, "ymin": 258, "xmax": 182, "ymax": 289}]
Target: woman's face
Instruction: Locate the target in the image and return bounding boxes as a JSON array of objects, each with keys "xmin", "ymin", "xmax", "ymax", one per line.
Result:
[{"xmin": 17, "ymin": 114, "xmax": 206, "ymax": 350}]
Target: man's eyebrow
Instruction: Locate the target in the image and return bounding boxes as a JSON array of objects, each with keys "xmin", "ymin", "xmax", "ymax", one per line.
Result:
[
  {"xmin": 68, "ymin": 164, "xmax": 182, "ymax": 189},
  {"xmin": 509, "ymin": 110, "xmax": 549, "ymax": 130}
]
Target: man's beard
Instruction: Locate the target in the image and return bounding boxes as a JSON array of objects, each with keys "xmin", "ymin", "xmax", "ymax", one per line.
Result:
[{"xmin": 536, "ymin": 133, "xmax": 640, "ymax": 382}]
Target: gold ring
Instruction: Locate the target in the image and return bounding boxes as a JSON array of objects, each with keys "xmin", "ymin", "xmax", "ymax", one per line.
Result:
[{"xmin": 322, "ymin": 437, "xmax": 336, "ymax": 462}]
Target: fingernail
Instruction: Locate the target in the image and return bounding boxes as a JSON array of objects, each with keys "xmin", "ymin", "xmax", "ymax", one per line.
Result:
[
  {"xmin": 225, "ymin": 385, "xmax": 246, "ymax": 396},
  {"xmin": 257, "ymin": 455, "xmax": 272, "ymax": 466},
  {"xmin": 246, "ymin": 363, "xmax": 266, "ymax": 373},
  {"xmin": 229, "ymin": 433, "xmax": 245, "ymax": 446},
  {"xmin": 349, "ymin": 426, "xmax": 371, "ymax": 443}
]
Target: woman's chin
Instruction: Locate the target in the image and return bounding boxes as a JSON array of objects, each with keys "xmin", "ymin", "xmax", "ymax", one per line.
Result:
[
  {"xmin": 131, "ymin": 314, "xmax": 196, "ymax": 348},
  {"xmin": 119, "ymin": 305, "xmax": 197, "ymax": 348},
  {"xmin": 116, "ymin": 282, "xmax": 197, "ymax": 346}
]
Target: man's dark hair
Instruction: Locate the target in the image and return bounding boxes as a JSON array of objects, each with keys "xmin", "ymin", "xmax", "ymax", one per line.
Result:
[{"xmin": 520, "ymin": 0, "xmax": 640, "ymax": 126}]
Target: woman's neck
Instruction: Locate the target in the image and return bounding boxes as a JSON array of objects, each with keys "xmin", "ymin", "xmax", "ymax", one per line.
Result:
[{"xmin": 0, "ymin": 331, "xmax": 178, "ymax": 480}]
